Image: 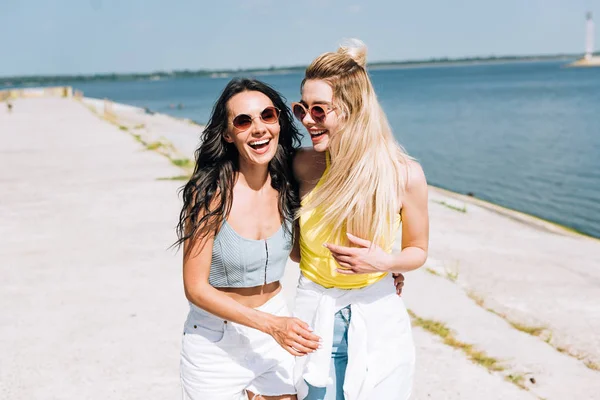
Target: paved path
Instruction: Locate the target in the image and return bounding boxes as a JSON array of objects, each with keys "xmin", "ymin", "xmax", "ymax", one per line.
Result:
[
  {"xmin": 1, "ymin": 98, "xmax": 187, "ymax": 399},
  {"xmin": 2, "ymin": 97, "xmax": 599, "ymax": 399}
]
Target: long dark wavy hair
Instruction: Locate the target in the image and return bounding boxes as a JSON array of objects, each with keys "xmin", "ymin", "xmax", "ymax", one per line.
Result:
[{"xmin": 175, "ymin": 78, "xmax": 302, "ymax": 255}]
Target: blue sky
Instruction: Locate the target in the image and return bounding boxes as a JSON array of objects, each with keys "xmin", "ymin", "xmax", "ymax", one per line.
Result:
[{"xmin": 1, "ymin": 0, "xmax": 599, "ymax": 77}]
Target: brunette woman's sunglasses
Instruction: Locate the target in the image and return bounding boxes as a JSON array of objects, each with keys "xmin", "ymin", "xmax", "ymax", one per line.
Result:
[
  {"xmin": 291, "ymin": 102, "xmax": 335, "ymax": 123},
  {"xmin": 231, "ymin": 106, "xmax": 280, "ymax": 131}
]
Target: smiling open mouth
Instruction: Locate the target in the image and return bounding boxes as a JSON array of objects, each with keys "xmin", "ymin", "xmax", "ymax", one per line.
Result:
[
  {"xmin": 249, "ymin": 139, "xmax": 271, "ymax": 150},
  {"xmin": 310, "ymin": 130, "xmax": 327, "ymax": 138}
]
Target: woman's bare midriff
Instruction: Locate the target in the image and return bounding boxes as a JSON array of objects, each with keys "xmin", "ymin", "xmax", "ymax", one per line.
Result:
[{"xmin": 217, "ymin": 281, "xmax": 281, "ymax": 309}]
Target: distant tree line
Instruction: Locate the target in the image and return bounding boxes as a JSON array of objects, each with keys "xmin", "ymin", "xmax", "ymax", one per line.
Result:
[{"xmin": 0, "ymin": 53, "xmax": 581, "ymax": 88}]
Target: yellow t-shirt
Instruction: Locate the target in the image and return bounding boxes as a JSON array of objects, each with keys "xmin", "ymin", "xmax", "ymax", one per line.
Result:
[{"xmin": 298, "ymin": 153, "xmax": 401, "ymax": 289}]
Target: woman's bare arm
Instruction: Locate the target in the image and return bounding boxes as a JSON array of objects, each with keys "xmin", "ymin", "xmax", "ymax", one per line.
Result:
[
  {"xmin": 183, "ymin": 223, "xmax": 320, "ymax": 356},
  {"xmin": 325, "ymin": 160, "xmax": 429, "ymax": 274},
  {"xmin": 383, "ymin": 160, "xmax": 429, "ymax": 273}
]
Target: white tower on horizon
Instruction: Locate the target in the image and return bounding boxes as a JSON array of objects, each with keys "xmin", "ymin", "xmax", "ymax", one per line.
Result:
[{"xmin": 585, "ymin": 12, "xmax": 594, "ymax": 60}]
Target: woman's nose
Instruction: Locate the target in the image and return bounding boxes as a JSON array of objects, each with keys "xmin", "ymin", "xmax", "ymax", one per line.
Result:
[
  {"xmin": 301, "ymin": 112, "xmax": 315, "ymax": 125},
  {"xmin": 250, "ymin": 118, "xmax": 268, "ymax": 134}
]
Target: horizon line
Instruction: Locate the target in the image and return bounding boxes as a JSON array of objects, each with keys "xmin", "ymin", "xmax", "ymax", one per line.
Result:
[{"xmin": 0, "ymin": 51, "xmax": 592, "ymax": 81}]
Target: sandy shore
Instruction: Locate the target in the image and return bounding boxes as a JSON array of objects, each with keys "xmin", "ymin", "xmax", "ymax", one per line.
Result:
[{"xmin": 1, "ymin": 96, "xmax": 599, "ymax": 399}]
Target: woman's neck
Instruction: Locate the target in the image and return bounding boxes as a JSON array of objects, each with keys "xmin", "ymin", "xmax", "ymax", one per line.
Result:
[{"xmin": 237, "ymin": 160, "xmax": 270, "ymax": 191}]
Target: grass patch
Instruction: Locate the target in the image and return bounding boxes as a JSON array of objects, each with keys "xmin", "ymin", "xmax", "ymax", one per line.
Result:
[
  {"xmin": 556, "ymin": 346, "xmax": 568, "ymax": 354},
  {"xmin": 426, "ymin": 261, "xmax": 460, "ymax": 283},
  {"xmin": 506, "ymin": 374, "xmax": 527, "ymax": 390},
  {"xmin": 157, "ymin": 175, "xmax": 191, "ymax": 181},
  {"xmin": 433, "ymin": 199, "xmax": 467, "ymax": 213},
  {"xmin": 146, "ymin": 141, "xmax": 165, "ymax": 151},
  {"xmin": 409, "ymin": 311, "xmax": 452, "ymax": 338},
  {"xmin": 133, "ymin": 124, "xmax": 145, "ymax": 129},
  {"xmin": 126, "ymin": 133, "xmax": 190, "ymax": 171},
  {"xmin": 119, "ymin": 125, "xmax": 129, "ymax": 131},
  {"xmin": 584, "ymin": 360, "xmax": 600, "ymax": 371},
  {"xmin": 443, "ymin": 335, "xmax": 472, "ymax": 351},
  {"xmin": 509, "ymin": 321, "xmax": 545, "ymax": 337},
  {"xmin": 408, "ymin": 309, "xmax": 505, "ymax": 373},
  {"xmin": 170, "ymin": 158, "xmax": 194, "ymax": 168},
  {"xmin": 476, "ymin": 302, "xmax": 598, "ymax": 370},
  {"xmin": 470, "ymin": 349, "xmax": 505, "ymax": 371},
  {"xmin": 467, "ymin": 290, "xmax": 485, "ymax": 307},
  {"xmin": 466, "ymin": 291, "xmax": 547, "ymax": 338},
  {"xmin": 445, "ymin": 265, "xmax": 459, "ymax": 282},
  {"xmin": 444, "ymin": 260, "xmax": 460, "ymax": 282}
]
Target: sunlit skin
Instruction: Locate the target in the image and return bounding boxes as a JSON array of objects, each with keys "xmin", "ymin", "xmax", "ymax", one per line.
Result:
[
  {"xmin": 183, "ymin": 92, "xmax": 322, "ymax": 392},
  {"xmin": 294, "ymin": 80, "xmax": 340, "ymax": 153},
  {"xmin": 223, "ymin": 91, "xmax": 281, "ymax": 168},
  {"xmin": 291, "ymin": 79, "xmax": 429, "ymax": 282}
]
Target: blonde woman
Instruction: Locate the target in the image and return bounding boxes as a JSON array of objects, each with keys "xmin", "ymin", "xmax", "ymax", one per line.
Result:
[{"xmin": 290, "ymin": 40, "xmax": 429, "ymax": 400}]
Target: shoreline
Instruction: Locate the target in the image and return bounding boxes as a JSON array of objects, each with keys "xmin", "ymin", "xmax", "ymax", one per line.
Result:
[
  {"xmin": 429, "ymin": 185, "xmax": 600, "ymax": 242},
  {"xmin": 83, "ymin": 96, "xmax": 599, "ymax": 242}
]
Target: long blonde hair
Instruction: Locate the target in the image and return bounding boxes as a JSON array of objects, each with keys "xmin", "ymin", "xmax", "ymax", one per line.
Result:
[{"xmin": 301, "ymin": 39, "xmax": 411, "ymax": 249}]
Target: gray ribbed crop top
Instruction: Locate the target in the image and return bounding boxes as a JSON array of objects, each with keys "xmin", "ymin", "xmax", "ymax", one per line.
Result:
[{"xmin": 208, "ymin": 219, "xmax": 293, "ymax": 288}]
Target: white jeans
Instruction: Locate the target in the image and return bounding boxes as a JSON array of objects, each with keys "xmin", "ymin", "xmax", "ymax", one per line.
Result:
[{"xmin": 180, "ymin": 291, "xmax": 296, "ymax": 400}]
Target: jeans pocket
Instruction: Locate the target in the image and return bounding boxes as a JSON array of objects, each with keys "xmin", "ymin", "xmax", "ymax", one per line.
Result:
[{"xmin": 184, "ymin": 315, "xmax": 227, "ymax": 343}]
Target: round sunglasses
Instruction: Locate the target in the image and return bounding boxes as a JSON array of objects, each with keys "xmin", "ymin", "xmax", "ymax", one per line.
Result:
[
  {"xmin": 291, "ymin": 102, "xmax": 336, "ymax": 123},
  {"xmin": 231, "ymin": 106, "xmax": 280, "ymax": 131}
]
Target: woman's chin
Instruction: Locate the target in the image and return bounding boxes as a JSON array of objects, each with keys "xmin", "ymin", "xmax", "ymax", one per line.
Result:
[
  {"xmin": 243, "ymin": 144, "xmax": 278, "ymax": 165},
  {"xmin": 313, "ymin": 141, "xmax": 329, "ymax": 152}
]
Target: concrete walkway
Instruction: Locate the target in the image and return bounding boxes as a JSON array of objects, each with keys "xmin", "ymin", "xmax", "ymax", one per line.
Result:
[
  {"xmin": 2, "ymin": 97, "xmax": 600, "ymax": 399},
  {"xmin": 1, "ymin": 98, "xmax": 187, "ymax": 399}
]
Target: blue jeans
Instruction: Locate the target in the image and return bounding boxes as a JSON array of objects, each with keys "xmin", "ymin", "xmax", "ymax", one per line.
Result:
[{"xmin": 304, "ymin": 306, "xmax": 351, "ymax": 400}]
